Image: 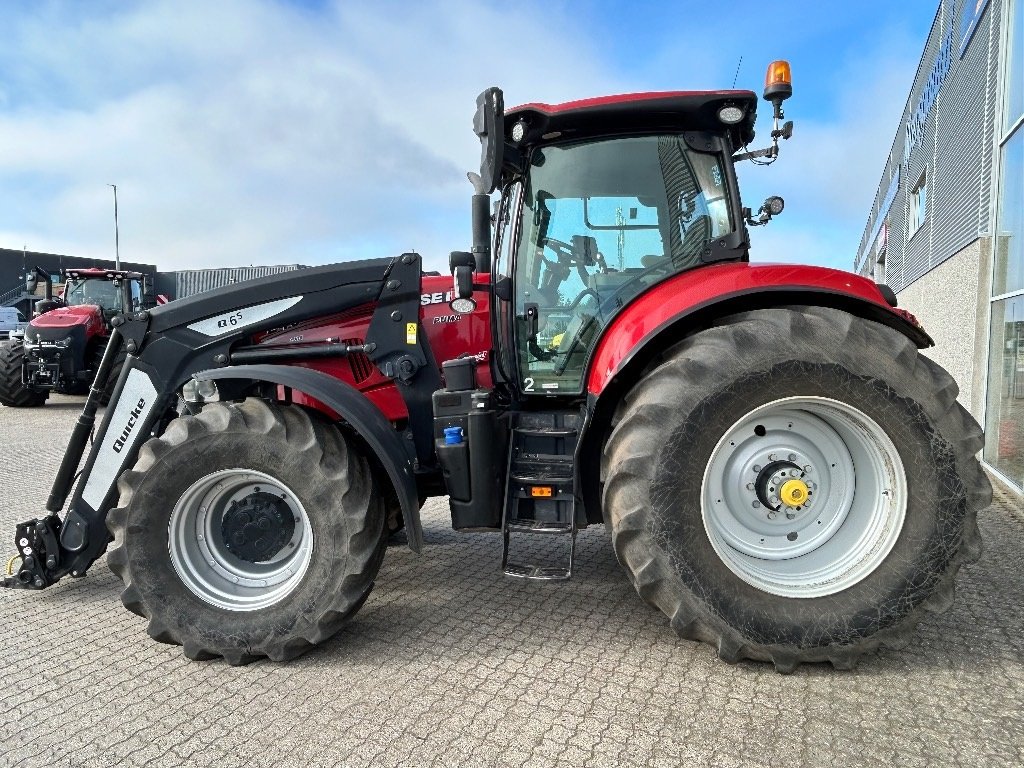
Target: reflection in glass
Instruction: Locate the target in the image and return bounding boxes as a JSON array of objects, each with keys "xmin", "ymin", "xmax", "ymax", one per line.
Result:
[
  {"xmin": 993, "ymin": 130, "xmax": 1023, "ymax": 296},
  {"xmin": 985, "ymin": 295, "xmax": 1024, "ymax": 488},
  {"xmin": 512, "ymin": 135, "xmax": 733, "ymax": 394}
]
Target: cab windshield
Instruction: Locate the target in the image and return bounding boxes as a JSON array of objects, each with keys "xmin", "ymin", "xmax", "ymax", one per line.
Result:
[
  {"xmin": 513, "ymin": 134, "xmax": 734, "ymax": 394},
  {"xmin": 64, "ymin": 278, "xmax": 125, "ymax": 312}
]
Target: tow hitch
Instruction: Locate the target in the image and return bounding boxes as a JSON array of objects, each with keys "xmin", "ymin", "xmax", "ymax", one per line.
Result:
[{"xmin": 3, "ymin": 515, "xmax": 63, "ymax": 589}]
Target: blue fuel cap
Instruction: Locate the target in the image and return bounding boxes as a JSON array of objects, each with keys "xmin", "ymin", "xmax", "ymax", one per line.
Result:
[{"xmin": 444, "ymin": 426, "xmax": 464, "ymax": 445}]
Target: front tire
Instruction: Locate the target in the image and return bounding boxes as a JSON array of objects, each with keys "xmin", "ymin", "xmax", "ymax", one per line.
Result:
[
  {"xmin": 0, "ymin": 340, "xmax": 48, "ymax": 407},
  {"xmin": 107, "ymin": 398, "xmax": 387, "ymax": 664},
  {"xmin": 602, "ymin": 307, "xmax": 990, "ymax": 671}
]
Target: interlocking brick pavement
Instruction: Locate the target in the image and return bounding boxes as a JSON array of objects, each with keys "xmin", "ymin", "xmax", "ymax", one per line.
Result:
[{"xmin": 1, "ymin": 395, "xmax": 1022, "ymax": 767}]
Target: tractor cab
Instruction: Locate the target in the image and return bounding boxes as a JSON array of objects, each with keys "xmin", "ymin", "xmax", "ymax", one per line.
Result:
[
  {"xmin": 493, "ymin": 92, "xmax": 756, "ymax": 394},
  {"xmin": 60, "ymin": 268, "xmax": 145, "ymax": 321},
  {"xmin": 465, "ymin": 66, "xmax": 794, "ymax": 400}
]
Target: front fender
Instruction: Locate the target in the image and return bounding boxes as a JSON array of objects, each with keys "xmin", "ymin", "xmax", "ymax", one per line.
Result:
[{"xmin": 194, "ymin": 364, "xmax": 424, "ymax": 553}]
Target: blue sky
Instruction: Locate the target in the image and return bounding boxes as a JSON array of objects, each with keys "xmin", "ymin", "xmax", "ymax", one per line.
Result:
[{"xmin": 0, "ymin": 0, "xmax": 939, "ymax": 273}]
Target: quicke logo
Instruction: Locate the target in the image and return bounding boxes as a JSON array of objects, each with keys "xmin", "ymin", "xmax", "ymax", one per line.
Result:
[{"xmin": 112, "ymin": 398, "xmax": 147, "ymax": 454}]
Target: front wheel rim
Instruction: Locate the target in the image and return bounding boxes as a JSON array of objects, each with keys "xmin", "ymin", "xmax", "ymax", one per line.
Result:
[
  {"xmin": 168, "ymin": 469, "xmax": 314, "ymax": 611},
  {"xmin": 701, "ymin": 396, "xmax": 907, "ymax": 598}
]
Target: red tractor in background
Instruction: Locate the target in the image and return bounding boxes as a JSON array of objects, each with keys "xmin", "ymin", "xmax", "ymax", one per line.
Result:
[
  {"xmin": 3, "ymin": 62, "xmax": 990, "ymax": 672},
  {"xmin": 0, "ymin": 267, "xmax": 151, "ymax": 407}
]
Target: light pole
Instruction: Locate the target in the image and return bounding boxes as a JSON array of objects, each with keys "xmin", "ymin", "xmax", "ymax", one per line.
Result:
[{"xmin": 109, "ymin": 184, "xmax": 120, "ymax": 270}]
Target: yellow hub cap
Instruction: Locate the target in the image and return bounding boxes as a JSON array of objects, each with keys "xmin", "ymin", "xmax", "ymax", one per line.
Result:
[{"xmin": 780, "ymin": 479, "xmax": 809, "ymax": 507}]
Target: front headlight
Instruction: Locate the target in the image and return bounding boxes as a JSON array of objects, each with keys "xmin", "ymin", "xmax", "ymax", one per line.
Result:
[{"xmin": 182, "ymin": 379, "xmax": 219, "ymax": 403}]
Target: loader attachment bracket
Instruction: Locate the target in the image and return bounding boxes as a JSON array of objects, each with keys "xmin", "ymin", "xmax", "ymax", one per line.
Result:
[{"xmin": 3, "ymin": 515, "xmax": 63, "ymax": 589}]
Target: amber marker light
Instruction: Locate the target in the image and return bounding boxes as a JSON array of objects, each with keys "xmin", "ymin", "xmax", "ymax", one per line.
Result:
[
  {"xmin": 763, "ymin": 60, "xmax": 793, "ymax": 103},
  {"xmin": 531, "ymin": 487, "xmax": 553, "ymax": 498}
]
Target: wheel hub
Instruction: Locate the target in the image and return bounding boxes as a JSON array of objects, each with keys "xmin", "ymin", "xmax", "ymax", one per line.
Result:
[
  {"xmin": 220, "ymin": 492, "xmax": 295, "ymax": 563},
  {"xmin": 701, "ymin": 397, "xmax": 907, "ymax": 598},
  {"xmin": 780, "ymin": 479, "xmax": 809, "ymax": 507}
]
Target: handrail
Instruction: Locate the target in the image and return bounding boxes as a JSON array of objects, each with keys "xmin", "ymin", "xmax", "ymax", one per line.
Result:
[{"xmin": 0, "ymin": 283, "xmax": 28, "ymax": 306}]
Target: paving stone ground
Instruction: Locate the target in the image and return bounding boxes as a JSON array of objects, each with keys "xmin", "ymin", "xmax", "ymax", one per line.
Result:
[{"xmin": 0, "ymin": 395, "xmax": 1022, "ymax": 768}]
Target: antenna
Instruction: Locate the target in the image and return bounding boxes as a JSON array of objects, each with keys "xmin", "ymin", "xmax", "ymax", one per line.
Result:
[{"xmin": 731, "ymin": 56, "xmax": 743, "ymax": 89}]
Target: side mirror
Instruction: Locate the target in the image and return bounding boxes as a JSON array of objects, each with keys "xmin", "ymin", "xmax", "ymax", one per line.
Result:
[{"xmin": 473, "ymin": 87, "xmax": 505, "ymax": 194}]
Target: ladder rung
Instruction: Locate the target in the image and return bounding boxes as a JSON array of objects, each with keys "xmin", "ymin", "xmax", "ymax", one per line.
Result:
[
  {"xmin": 503, "ymin": 563, "xmax": 572, "ymax": 581},
  {"xmin": 507, "ymin": 521, "xmax": 572, "ymax": 534},
  {"xmin": 510, "ymin": 474, "xmax": 572, "ymax": 484},
  {"xmin": 515, "ymin": 427, "xmax": 577, "ymax": 437}
]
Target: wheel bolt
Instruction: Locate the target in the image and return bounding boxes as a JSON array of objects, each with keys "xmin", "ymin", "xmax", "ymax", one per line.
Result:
[
  {"xmin": 768, "ymin": 454, "xmax": 776, "ymax": 461},
  {"xmin": 786, "ymin": 512, "xmax": 796, "ymax": 520},
  {"xmin": 746, "ymin": 483, "xmax": 755, "ymax": 490},
  {"xmin": 788, "ymin": 454, "xmax": 796, "ymax": 462},
  {"xmin": 767, "ymin": 511, "xmax": 777, "ymax": 520},
  {"xmin": 804, "ymin": 465, "xmax": 812, "ymax": 473},
  {"xmin": 753, "ymin": 465, "xmax": 761, "ymax": 472},
  {"xmin": 752, "ymin": 501, "xmax": 761, "ymax": 508}
]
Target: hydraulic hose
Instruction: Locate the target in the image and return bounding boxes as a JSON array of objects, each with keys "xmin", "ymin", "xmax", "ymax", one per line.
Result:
[{"xmin": 45, "ymin": 329, "xmax": 124, "ymax": 513}]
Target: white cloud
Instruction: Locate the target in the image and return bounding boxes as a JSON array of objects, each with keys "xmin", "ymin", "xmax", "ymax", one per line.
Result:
[
  {"xmin": 0, "ymin": 0, "xmax": 928, "ymax": 279},
  {"xmin": 0, "ymin": 0, "xmax": 625, "ymax": 272}
]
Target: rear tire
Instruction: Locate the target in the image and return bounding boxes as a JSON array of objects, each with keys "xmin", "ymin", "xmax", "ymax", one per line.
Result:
[
  {"xmin": 602, "ymin": 307, "xmax": 990, "ymax": 672},
  {"xmin": 107, "ymin": 398, "xmax": 387, "ymax": 664},
  {"xmin": 0, "ymin": 340, "xmax": 48, "ymax": 407}
]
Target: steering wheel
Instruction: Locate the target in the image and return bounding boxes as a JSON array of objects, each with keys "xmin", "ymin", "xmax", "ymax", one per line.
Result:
[
  {"xmin": 541, "ymin": 237, "xmax": 605, "ymax": 284},
  {"xmin": 552, "ymin": 291, "xmax": 601, "ymax": 376}
]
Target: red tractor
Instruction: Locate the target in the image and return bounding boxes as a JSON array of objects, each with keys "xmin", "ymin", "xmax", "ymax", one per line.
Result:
[
  {"xmin": 3, "ymin": 63, "xmax": 990, "ymax": 672},
  {"xmin": 0, "ymin": 267, "xmax": 149, "ymax": 407}
]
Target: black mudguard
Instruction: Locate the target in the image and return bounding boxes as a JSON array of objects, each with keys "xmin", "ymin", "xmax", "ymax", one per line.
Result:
[{"xmin": 193, "ymin": 364, "xmax": 424, "ymax": 552}]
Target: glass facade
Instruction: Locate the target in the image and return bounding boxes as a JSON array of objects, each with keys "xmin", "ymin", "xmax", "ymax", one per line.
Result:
[{"xmin": 984, "ymin": 0, "xmax": 1024, "ymax": 488}]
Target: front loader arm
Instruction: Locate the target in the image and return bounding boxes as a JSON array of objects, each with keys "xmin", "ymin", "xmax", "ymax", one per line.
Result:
[{"xmin": 4, "ymin": 253, "xmax": 437, "ymax": 589}]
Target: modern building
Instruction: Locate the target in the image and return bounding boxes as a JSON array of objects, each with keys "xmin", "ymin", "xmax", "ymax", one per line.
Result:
[
  {"xmin": 154, "ymin": 265, "xmax": 306, "ymax": 301},
  {"xmin": 855, "ymin": 0, "xmax": 1023, "ymax": 494}
]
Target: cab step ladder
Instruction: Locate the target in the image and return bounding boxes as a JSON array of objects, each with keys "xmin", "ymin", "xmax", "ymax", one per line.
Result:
[{"xmin": 501, "ymin": 412, "xmax": 580, "ymax": 580}]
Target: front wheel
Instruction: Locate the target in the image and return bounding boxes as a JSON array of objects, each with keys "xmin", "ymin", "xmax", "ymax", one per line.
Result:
[
  {"xmin": 0, "ymin": 340, "xmax": 48, "ymax": 407},
  {"xmin": 107, "ymin": 398, "xmax": 387, "ymax": 664},
  {"xmin": 602, "ymin": 307, "xmax": 990, "ymax": 671}
]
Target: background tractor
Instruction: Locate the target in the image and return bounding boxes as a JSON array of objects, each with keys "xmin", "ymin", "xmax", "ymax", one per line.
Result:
[
  {"xmin": 0, "ymin": 267, "xmax": 151, "ymax": 407},
  {"xmin": 3, "ymin": 62, "xmax": 990, "ymax": 672}
]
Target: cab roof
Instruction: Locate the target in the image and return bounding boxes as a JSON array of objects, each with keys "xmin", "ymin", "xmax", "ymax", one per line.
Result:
[{"xmin": 505, "ymin": 90, "xmax": 758, "ymax": 150}]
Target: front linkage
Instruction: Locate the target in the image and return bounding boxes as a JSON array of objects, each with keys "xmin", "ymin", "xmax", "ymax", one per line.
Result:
[{"xmin": 3, "ymin": 326, "xmax": 124, "ymax": 589}]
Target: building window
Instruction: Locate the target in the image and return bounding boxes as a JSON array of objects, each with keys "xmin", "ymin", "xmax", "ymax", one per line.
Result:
[
  {"xmin": 1005, "ymin": 0, "xmax": 1023, "ymax": 132},
  {"xmin": 993, "ymin": 130, "xmax": 1023, "ymax": 295},
  {"xmin": 984, "ymin": 0, "xmax": 1024, "ymax": 491},
  {"xmin": 985, "ymin": 295, "xmax": 1024, "ymax": 485},
  {"xmin": 908, "ymin": 171, "xmax": 927, "ymax": 238}
]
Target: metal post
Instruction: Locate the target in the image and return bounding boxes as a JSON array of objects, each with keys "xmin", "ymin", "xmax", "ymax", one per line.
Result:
[{"xmin": 109, "ymin": 184, "xmax": 120, "ymax": 270}]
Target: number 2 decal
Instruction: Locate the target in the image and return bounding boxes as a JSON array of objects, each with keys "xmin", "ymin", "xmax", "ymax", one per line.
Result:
[{"xmin": 523, "ymin": 377, "xmax": 535, "ymax": 392}]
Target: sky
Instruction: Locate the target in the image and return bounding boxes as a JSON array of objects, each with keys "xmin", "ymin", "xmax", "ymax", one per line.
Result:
[{"xmin": 0, "ymin": 0, "xmax": 941, "ymax": 275}]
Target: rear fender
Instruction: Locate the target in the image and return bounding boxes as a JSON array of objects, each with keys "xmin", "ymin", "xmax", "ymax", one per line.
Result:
[{"xmin": 194, "ymin": 364, "xmax": 423, "ymax": 552}]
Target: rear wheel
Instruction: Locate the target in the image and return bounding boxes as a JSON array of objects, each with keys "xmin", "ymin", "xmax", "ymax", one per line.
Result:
[
  {"xmin": 0, "ymin": 340, "xmax": 48, "ymax": 407},
  {"xmin": 107, "ymin": 398, "xmax": 387, "ymax": 664},
  {"xmin": 602, "ymin": 307, "xmax": 989, "ymax": 671}
]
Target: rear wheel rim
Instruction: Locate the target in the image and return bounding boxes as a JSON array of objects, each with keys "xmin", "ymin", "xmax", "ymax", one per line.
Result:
[
  {"xmin": 701, "ymin": 396, "xmax": 907, "ymax": 598},
  {"xmin": 168, "ymin": 468, "xmax": 314, "ymax": 611}
]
